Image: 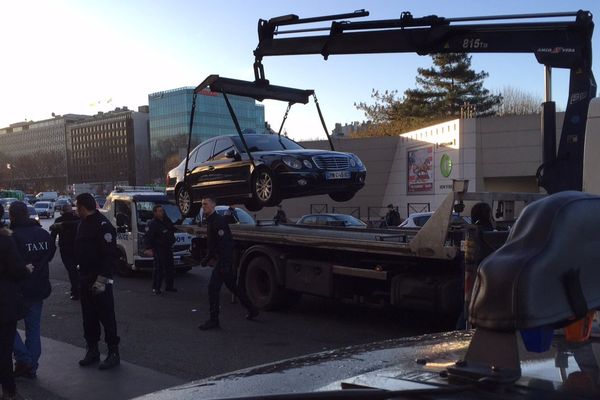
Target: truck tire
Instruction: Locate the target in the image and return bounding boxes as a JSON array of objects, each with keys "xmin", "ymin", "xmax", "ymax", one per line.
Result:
[
  {"xmin": 244, "ymin": 256, "xmax": 285, "ymax": 310},
  {"xmin": 116, "ymin": 250, "xmax": 133, "ymax": 277}
]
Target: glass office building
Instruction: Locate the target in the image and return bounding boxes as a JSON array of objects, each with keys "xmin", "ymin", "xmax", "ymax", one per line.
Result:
[{"xmin": 148, "ymin": 87, "xmax": 265, "ymax": 158}]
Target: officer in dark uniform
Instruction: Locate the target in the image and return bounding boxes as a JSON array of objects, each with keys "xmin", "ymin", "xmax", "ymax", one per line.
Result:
[
  {"xmin": 50, "ymin": 203, "xmax": 81, "ymax": 300},
  {"xmin": 198, "ymin": 197, "xmax": 258, "ymax": 330},
  {"xmin": 144, "ymin": 204, "xmax": 177, "ymax": 295},
  {"xmin": 74, "ymin": 193, "xmax": 120, "ymax": 370}
]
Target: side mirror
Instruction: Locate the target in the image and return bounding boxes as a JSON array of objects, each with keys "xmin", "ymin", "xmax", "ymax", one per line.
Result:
[{"xmin": 225, "ymin": 149, "xmax": 241, "ymax": 161}]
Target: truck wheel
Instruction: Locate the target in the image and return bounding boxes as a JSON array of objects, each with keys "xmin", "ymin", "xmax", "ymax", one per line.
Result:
[
  {"xmin": 177, "ymin": 185, "xmax": 200, "ymax": 218},
  {"xmin": 116, "ymin": 251, "xmax": 133, "ymax": 277},
  {"xmin": 329, "ymin": 191, "xmax": 356, "ymax": 202},
  {"xmin": 244, "ymin": 256, "xmax": 285, "ymax": 310}
]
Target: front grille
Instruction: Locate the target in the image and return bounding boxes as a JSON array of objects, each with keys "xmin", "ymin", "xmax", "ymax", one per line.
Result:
[{"xmin": 312, "ymin": 156, "xmax": 350, "ymax": 171}]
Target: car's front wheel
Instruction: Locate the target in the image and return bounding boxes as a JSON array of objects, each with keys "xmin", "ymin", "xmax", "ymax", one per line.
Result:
[
  {"xmin": 251, "ymin": 169, "xmax": 279, "ymax": 208},
  {"xmin": 176, "ymin": 185, "xmax": 200, "ymax": 219},
  {"xmin": 329, "ymin": 191, "xmax": 357, "ymax": 202}
]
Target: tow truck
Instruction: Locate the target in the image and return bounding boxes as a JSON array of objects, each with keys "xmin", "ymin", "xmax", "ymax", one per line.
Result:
[
  {"xmin": 177, "ymin": 9, "xmax": 596, "ymax": 322},
  {"xmin": 142, "ymin": 8, "xmax": 600, "ymax": 400}
]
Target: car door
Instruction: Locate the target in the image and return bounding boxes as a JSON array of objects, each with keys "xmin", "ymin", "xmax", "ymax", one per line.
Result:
[
  {"xmin": 208, "ymin": 137, "xmax": 252, "ymax": 199},
  {"xmin": 187, "ymin": 140, "xmax": 216, "ymax": 199}
]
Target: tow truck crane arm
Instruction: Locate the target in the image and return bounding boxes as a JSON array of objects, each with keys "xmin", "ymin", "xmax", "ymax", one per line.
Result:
[{"xmin": 253, "ymin": 10, "xmax": 596, "ymax": 194}]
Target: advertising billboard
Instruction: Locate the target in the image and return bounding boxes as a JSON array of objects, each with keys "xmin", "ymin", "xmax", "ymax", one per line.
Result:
[{"xmin": 407, "ymin": 146, "xmax": 434, "ymax": 194}]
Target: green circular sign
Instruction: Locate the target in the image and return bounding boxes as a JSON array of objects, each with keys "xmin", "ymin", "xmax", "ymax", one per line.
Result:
[{"xmin": 440, "ymin": 154, "xmax": 453, "ymax": 178}]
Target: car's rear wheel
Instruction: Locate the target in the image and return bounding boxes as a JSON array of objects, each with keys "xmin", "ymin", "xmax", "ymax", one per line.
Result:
[
  {"xmin": 251, "ymin": 169, "xmax": 279, "ymax": 208},
  {"xmin": 329, "ymin": 191, "xmax": 356, "ymax": 202},
  {"xmin": 176, "ymin": 185, "xmax": 199, "ymax": 219}
]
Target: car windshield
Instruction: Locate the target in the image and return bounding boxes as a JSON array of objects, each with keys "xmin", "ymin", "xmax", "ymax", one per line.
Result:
[
  {"xmin": 135, "ymin": 201, "xmax": 182, "ymax": 230},
  {"xmin": 334, "ymin": 215, "xmax": 366, "ymax": 227},
  {"xmin": 36, "ymin": 203, "xmax": 50, "ymax": 209},
  {"xmin": 231, "ymin": 135, "xmax": 304, "ymax": 153}
]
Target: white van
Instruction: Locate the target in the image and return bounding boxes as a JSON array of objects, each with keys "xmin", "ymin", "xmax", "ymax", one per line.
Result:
[
  {"xmin": 100, "ymin": 186, "xmax": 195, "ymax": 276},
  {"xmin": 35, "ymin": 191, "xmax": 58, "ymax": 202}
]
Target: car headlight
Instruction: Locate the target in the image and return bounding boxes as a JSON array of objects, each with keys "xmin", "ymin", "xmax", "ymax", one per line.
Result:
[
  {"xmin": 282, "ymin": 156, "xmax": 303, "ymax": 170},
  {"xmin": 303, "ymin": 159, "xmax": 313, "ymax": 169},
  {"xmin": 349, "ymin": 158, "xmax": 356, "ymax": 167},
  {"xmin": 353, "ymin": 155, "xmax": 363, "ymax": 167}
]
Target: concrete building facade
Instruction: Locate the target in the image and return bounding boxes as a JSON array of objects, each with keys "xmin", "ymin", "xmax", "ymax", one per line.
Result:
[
  {"xmin": 68, "ymin": 107, "xmax": 150, "ymax": 186},
  {"xmin": 252, "ymin": 113, "xmax": 561, "ymax": 222},
  {"xmin": 0, "ymin": 114, "xmax": 88, "ymax": 191}
]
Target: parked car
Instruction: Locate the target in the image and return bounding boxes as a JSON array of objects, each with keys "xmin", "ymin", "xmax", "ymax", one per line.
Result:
[
  {"xmin": 35, "ymin": 191, "xmax": 58, "ymax": 202},
  {"xmin": 296, "ymin": 213, "xmax": 367, "ymax": 228},
  {"xmin": 24, "ymin": 194, "xmax": 36, "ymax": 204},
  {"xmin": 94, "ymin": 195, "xmax": 107, "ymax": 208},
  {"xmin": 182, "ymin": 205, "xmax": 255, "ymax": 226},
  {"xmin": 1, "ymin": 205, "xmax": 39, "ymax": 225},
  {"xmin": 399, "ymin": 211, "xmax": 471, "ymax": 228},
  {"xmin": 167, "ymin": 134, "xmax": 367, "ymax": 215},
  {"xmin": 34, "ymin": 201, "xmax": 55, "ymax": 219},
  {"xmin": 54, "ymin": 198, "xmax": 73, "ymax": 211},
  {"xmin": 0, "ymin": 197, "xmax": 19, "ymax": 208}
]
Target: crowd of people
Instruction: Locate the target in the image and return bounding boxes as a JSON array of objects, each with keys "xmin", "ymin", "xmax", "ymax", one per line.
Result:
[
  {"xmin": 0, "ymin": 193, "xmax": 263, "ymax": 399},
  {"xmin": 0, "ymin": 193, "xmax": 120, "ymax": 400}
]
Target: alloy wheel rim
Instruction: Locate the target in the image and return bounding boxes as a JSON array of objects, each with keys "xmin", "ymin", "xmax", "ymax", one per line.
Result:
[
  {"xmin": 178, "ymin": 189, "xmax": 190, "ymax": 214},
  {"xmin": 256, "ymin": 172, "xmax": 272, "ymax": 202}
]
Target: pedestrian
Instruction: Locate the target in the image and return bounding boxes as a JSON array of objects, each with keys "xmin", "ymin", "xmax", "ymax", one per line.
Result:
[
  {"xmin": 144, "ymin": 204, "xmax": 177, "ymax": 295},
  {"xmin": 0, "ymin": 205, "xmax": 31, "ymax": 400},
  {"xmin": 384, "ymin": 204, "xmax": 402, "ymax": 227},
  {"xmin": 198, "ymin": 197, "xmax": 258, "ymax": 330},
  {"xmin": 74, "ymin": 193, "xmax": 120, "ymax": 370},
  {"xmin": 8, "ymin": 201, "xmax": 55, "ymax": 380},
  {"xmin": 273, "ymin": 204, "xmax": 288, "ymax": 224},
  {"xmin": 50, "ymin": 204, "xmax": 81, "ymax": 300}
]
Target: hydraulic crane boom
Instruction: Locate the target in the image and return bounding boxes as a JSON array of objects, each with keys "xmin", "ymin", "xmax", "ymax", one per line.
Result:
[{"xmin": 253, "ymin": 10, "xmax": 597, "ymax": 194}]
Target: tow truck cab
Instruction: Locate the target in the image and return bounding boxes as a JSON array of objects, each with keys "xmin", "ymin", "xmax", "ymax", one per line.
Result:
[{"xmin": 100, "ymin": 186, "xmax": 194, "ymax": 277}]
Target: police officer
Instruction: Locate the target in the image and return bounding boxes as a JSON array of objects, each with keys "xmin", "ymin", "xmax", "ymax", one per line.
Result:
[
  {"xmin": 74, "ymin": 193, "xmax": 120, "ymax": 370},
  {"xmin": 50, "ymin": 203, "xmax": 80, "ymax": 300},
  {"xmin": 0, "ymin": 204, "xmax": 30, "ymax": 400},
  {"xmin": 384, "ymin": 204, "xmax": 402, "ymax": 227},
  {"xmin": 198, "ymin": 197, "xmax": 258, "ymax": 330},
  {"xmin": 144, "ymin": 205, "xmax": 177, "ymax": 295},
  {"xmin": 9, "ymin": 201, "xmax": 55, "ymax": 379}
]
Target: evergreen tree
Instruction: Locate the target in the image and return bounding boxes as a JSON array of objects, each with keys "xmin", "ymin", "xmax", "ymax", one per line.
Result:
[{"xmin": 354, "ymin": 53, "xmax": 501, "ymax": 137}]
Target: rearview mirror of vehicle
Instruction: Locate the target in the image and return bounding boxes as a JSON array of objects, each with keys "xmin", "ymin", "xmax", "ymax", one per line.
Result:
[{"xmin": 225, "ymin": 149, "xmax": 241, "ymax": 161}]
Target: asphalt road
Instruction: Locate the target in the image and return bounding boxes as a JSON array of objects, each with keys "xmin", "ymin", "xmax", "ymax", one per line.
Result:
[{"xmin": 34, "ymin": 217, "xmax": 441, "ymax": 382}]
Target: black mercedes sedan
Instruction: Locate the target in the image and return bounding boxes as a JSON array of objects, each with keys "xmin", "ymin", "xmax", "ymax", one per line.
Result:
[{"xmin": 166, "ymin": 134, "xmax": 366, "ymax": 216}]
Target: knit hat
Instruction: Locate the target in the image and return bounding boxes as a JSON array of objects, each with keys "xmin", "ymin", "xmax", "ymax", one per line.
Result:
[{"xmin": 8, "ymin": 201, "xmax": 29, "ymax": 224}]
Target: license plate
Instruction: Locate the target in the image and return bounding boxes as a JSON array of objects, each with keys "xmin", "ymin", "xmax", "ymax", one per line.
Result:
[{"xmin": 326, "ymin": 171, "xmax": 351, "ymax": 180}]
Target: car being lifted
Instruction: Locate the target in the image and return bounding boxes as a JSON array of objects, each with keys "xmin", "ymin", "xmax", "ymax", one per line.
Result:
[
  {"xmin": 167, "ymin": 132, "xmax": 366, "ymax": 215},
  {"xmin": 167, "ymin": 75, "xmax": 366, "ymax": 216}
]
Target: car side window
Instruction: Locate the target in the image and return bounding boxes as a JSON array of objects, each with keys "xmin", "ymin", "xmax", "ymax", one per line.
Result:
[
  {"xmin": 316, "ymin": 216, "xmax": 331, "ymax": 225},
  {"xmin": 212, "ymin": 138, "xmax": 234, "ymax": 161},
  {"xmin": 302, "ymin": 216, "xmax": 317, "ymax": 224},
  {"xmin": 414, "ymin": 216, "xmax": 429, "ymax": 227},
  {"xmin": 194, "ymin": 141, "xmax": 215, "ymax": 165}
]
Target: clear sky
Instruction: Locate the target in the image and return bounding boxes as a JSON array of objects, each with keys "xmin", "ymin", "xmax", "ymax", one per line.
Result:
[{"xmin": 1, "ymin": 0, "xmax": 599, "ymax": 142}]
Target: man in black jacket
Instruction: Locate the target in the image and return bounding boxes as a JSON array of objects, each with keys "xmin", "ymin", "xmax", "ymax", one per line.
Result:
[
  {"xmin": 144, "ymin": 205, "xmax": 177, "ymax": 295},
  {"xmin": 50, "ymin": 204, "xmax": 80, "ymax": 300},
  {"xmin": 0, "ymin": 205, "xmax": 30, "ymax": 400},
  {"xmin": 198, "ymin": 197, "xmax": 258, "ymax": 330},
  {"xmin": 75, "ymin": 193, "xmax": 120, "ymax": 370},
  {"xmin": 9, "ymin": 201, "xmax": 55, "ymax": 379}
]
